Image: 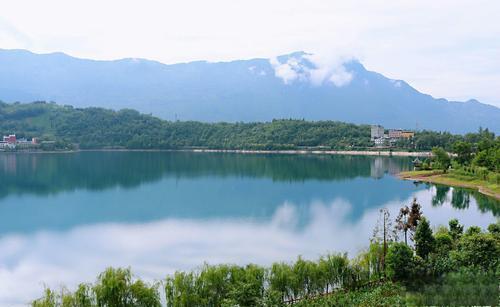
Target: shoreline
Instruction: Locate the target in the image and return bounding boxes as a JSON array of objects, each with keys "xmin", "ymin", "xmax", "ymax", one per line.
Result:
[
  {"xmin": 398, "ymin": 170, "xmax": 500, "ymax": 200},
  {"xmin": 0, "ymin": 148, "xmax": 433, "ymax": 157},
  {"xmin": 188, "ymin": 149, "xmax": 432, "ymax": 157}
]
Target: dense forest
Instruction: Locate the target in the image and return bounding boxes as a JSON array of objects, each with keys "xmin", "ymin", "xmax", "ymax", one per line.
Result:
[
  {"xmin": 32, "ymin": 207, "xmax": 500, "ymax": 306},
  {"xmin": 1, "ymin": 101, "xmax": 495, "ymax": 151}
]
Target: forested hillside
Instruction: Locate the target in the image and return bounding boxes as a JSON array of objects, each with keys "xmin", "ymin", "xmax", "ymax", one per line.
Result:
[
  {"xmin": 0, "ymin": 101, "xmax": 493, "ymax": 151},
  {"xmin": 1, "ymin": 49, "xmax": 499, "ymax": 133}
]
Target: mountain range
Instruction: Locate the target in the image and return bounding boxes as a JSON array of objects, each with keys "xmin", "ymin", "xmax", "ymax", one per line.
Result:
[{"xmin": 0, "ymin": 49, "xmax": 498, "ymax": 133}]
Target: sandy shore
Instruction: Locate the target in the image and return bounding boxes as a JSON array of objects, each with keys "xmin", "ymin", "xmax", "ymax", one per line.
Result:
[
  {"xmin": 190, "ymin": 149, "xmax": 432, "ymax": 157},
  {"xmin": 2, "ymin": 148, "xmax": 432, "ymax": 157}
]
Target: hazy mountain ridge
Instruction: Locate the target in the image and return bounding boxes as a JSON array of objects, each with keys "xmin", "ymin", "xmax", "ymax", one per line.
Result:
[{"xmin": 0, "ymin": 49, "xmax": 498, "ymax": 133}]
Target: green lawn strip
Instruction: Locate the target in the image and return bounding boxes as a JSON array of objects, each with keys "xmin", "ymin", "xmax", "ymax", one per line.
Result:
[{"xmin": 399, "ymin": 170, "xmax": 500, "ymax": 198}]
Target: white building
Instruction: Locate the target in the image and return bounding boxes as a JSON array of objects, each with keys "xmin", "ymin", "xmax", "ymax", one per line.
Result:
[
  {"xmin": 371, "ymin": 125, "xmax": 385, "ymax": 140},
  {"xmin": 0, "ymin": 141, "xmax": 15, "ymax": 149}
]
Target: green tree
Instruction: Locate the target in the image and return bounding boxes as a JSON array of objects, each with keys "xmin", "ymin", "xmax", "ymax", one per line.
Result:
[
  {"xmin": 318, "ymin": 253, "xmax": 349, "ymax": 293},
  {"xmin": 452, "ymin": 141, "xmax": 472, "ymax": 165},
  {"xmin": 454, "ymin": 232, "xmax": 500, "ymax": 270},
  {"xmin": 487, "ymin": 222, "xmax": 500, "ymax": 235},
  {"xmin": 414, "ymin": 217, "xmax": 435, "ymax": 259},
  {"xmin": 386, "ymin": 242, "xmax": 414, "ymax": 282},
  {"xmin": 73, "ymin": 284, "xmax": 94, "ymax": 307},
  {"xmin": 165, "ymin": 271, "xmax": 201, "ymax": 307},
  {"xmin": 448, "ymin": 218, "xmax": 464, "ymax": 242},
  {"xmin": 432, "ymin": 147, "xmax": 451, "ymax": 172},
  {"xmin": 32, "ymin": 289, "xmax": 57, "ymax": 307},
  {"xmin": 268, "ymin": 262, "xmax": 293, "ymax": 302},
  {"xmin": 465, "ymin": 226, "xmax": 481, "ymax": 236},
  {"xmin": 93, "ymin": 267, "xmax": 161, "ymax": 307}
]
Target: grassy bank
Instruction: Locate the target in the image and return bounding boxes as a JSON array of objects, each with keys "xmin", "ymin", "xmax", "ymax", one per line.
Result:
[{"xmin": 399, "ymin": 169, "xmax": 500, "ymax": 199}]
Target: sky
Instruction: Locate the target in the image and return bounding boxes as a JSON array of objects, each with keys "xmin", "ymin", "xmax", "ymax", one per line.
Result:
[{"xmin": 1, "ymin": 0, "xmax": 500, "ymax": 107}]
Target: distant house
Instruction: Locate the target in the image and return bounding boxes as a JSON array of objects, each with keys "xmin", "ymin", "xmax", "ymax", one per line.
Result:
[
  {"xmin": 371, "ymin": 126, "xmax": 415, "ymax": 148},
  {"xmin": 374, "ymin": 138, "xmax": 386, "ymax": 147},
  {"xmin": 388, "ymin": 129, "xmax": 402, "ymax": 138},
  {"xmin": 3, "ymin": 134, "xmax": 16, "ymax": 144},
  {"xmin": 0, "ymin": 141, "xmax": 15, "ymax": 149},
  {"xmin": 388, "ymin": 129, "xmax": 414, "ymax": 139},
  {"xmin": 1, "ymin": 134, "xmax": 40, "ymax": 150},
  {"xmin": 401, "ymin": 131, "xmax": 415, "ymax": 139}
]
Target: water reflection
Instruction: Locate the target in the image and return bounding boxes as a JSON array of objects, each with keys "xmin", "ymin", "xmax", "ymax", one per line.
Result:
[
  {"xmin": 0, "ymin": 152, "xmax": 498, "ymax": 306},
  {"xmin": 0, "ymin": 189, "xmax": 495, "ymax": 306},
  {"xmin": 0, "ymin": 153, "xmax": 419, "ymax": 234},
  {"xmin": 426, "ymin": 183, "xmax": 500, "ymax": 216},
  {"xmin": 0, "ymin": 152, "xmax": 412, "ymax": 198}
]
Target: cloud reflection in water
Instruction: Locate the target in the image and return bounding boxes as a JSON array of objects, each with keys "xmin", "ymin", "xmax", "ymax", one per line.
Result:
[{"xmin": 0, "ymin": 187, "xmax": 495, "ymax": 306}]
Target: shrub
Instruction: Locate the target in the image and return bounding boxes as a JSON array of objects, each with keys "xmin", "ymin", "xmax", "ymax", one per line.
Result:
[
  {"xmin": 453, "ymin": 232, "xmax": 500, "ymax": 270},
  {"xmin": 386, "ymin": 242, "xmax": 414, "ymax": 282},
  {"xmin": 407, "ymin": 268, "xmax": 499, "ymax": 306}
]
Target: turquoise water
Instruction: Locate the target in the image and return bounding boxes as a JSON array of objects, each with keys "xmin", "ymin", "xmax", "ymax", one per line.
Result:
[{"xmin": 0, "ymin": 152, "xmax": 497, "ymax": 305}]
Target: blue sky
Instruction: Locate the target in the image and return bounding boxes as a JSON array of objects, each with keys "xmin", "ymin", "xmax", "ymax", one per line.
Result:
[{"xmin": 1, "ymin": 0, "xmax": 499, "ymax": 107}]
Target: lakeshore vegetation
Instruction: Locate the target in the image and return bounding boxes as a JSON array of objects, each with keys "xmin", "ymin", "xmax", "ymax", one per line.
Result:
[
  {"xmin": 1, "ymin": 101, "xmax": 496, "ymax": 151},
  {"xmin": 401, "ymin": 129, "xmax": 500, "ymax": 197},
  {"xmin": 32, "ymin": 206, "xmax": 500, "ymax": 306}
]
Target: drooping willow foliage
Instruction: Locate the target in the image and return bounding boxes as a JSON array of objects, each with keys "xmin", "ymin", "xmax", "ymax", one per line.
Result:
[
  {"xmin": 163, "ymin": 254, "xmax": 365, "ymax": 307},
  {"xmin": 31, "ymin": 218, "xmax": 500, "ymax": 307}
]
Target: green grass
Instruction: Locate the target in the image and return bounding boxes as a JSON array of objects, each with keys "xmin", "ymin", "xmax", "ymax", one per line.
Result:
[
  {"xmin": 294, "ymin": 283, "xmax": 406, "ymax": 307},
  {"xmin": 399, "ymin": 169, "xmax": 500, "ymax": 197}
]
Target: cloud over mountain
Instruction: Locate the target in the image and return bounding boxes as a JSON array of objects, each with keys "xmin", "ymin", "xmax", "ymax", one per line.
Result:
[
  {"xmin": 0, "ymin": 49, "xmax": 498, "ymax": 133},
  {"xmin": 269, "ymin": 52, "xmax": 354, "ymax": 87}
]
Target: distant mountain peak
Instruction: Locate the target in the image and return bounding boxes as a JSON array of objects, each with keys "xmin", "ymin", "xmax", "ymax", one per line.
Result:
[{"xmin": 0, "ymin": 48, "xmax": 498, "ymax": 133}]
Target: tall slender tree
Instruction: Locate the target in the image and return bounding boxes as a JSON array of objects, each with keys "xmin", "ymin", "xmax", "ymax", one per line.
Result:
[
  {"xmin": 395, "ymin": 205, "xmax": 410, "ymax": 245},
  {"xmin": 372, "ymin": 208, "xmax": 395, "ymax": 277}
]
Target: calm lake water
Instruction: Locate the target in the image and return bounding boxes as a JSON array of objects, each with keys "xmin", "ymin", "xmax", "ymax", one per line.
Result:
[{"xmin": 0, "ymin": 151, "xmax": 498, "ymax": 305}]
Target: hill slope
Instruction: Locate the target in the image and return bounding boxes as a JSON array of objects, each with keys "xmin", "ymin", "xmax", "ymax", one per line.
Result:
[{"xmin": 0, "ymin": 49, "xmax": 498, "ymax": 133}]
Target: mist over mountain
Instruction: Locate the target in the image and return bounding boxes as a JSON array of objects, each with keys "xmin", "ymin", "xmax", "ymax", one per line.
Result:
[{"xmin": 0, "ymin": 49, "xmax": 498, "ymax": 133}]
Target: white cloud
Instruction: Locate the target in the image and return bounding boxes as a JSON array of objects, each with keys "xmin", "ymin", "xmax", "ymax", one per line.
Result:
[
  {"xmin": 270, "ymin": 53, "xmax": 354, "ymax": 87},
  {"xmin": 390, "ymin": 80, "xmax": 403, "ymax": 88},
  {"xmin": 269, "ymin": 57, "xmax": 302, "ymax": 84},
  {"xmin": 0, "ymin": 0, "xmax": 499, "ymax": 105}
]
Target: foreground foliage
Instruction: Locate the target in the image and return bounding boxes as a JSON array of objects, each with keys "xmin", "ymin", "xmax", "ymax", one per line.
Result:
[
  {"xmin": 32, "ymin": 214, "xmax": 500, "ymax": 306},
  {"xmin": 32, "ymin": 268, "xmax": 161, "ymax": 307}
]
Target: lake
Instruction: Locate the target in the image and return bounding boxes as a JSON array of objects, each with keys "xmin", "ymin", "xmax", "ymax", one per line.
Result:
[{"xmin": 0, "ymin": 151, "xmax": 498, "ymax": 305}]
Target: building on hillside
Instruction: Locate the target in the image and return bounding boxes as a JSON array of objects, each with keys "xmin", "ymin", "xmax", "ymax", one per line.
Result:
[
  {"xmin": 401, "ymin": 131, "xmax": 415, "ymax": 138},
  {"xmin": 374, "ymin": 137, "xmax": 386, "ymax": 147},
  {"xmin": 388, "ymin": 129, "xmax": 415, "ymax": 139},
  {"xmin": 1, "ymin": 134, "xmax": 40, "ymax": 150},
  {"xmin": 3, "ymin": 134, "xmax": 16, "ymax": 144},
  {"xmin": 388, "ymin": 129, "xmax": 402, "ymax": 138},
  {"xmin": 371, "ymin": 125, "xmax": 385, "ymax": 140},
  {"xmin": 0, "ymin": 141, "xmax": 15, "ymax": 149}
]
